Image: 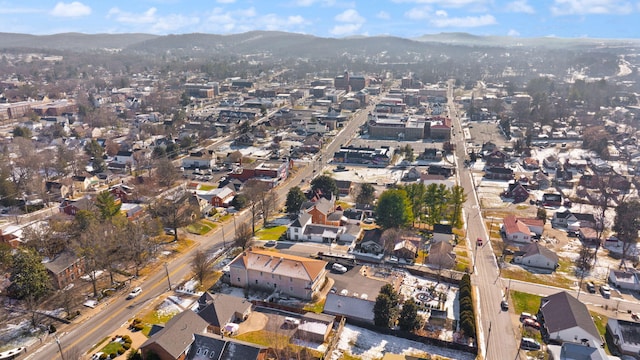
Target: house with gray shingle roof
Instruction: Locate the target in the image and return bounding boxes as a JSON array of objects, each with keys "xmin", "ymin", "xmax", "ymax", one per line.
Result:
[
  {"xmin": 514, "ymin": 243, "xmax": 559, "ymax": 271},
  {"xmin": 539, "ymin": 292, "xmax": 602, "ymax": 348},
  {"xmin": 186, "ymin": 333, "xmax": 267, "ymax": 360},
  {"xmin": 43, "ymin": 251, "xmax": 85, "ymax": 289},
  {"xmin": 140, "ymin": 310, "xmax": 209, "ymax": 360},
  {"xmin": 195, "ymin": 292, "xmax": 252, "ymax": 335}
]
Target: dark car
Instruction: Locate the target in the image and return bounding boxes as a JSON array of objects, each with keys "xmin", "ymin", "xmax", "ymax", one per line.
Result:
[
  {"xmin": 520, "ymin": 337, "xmax": 541, "ymax": 351},
  {"xmin": 586, "ymin": 282, "xmax": 596, "ymax": 293},
  {"xmin": 500, "ymin": 299, "xmax": 509, "ymax": 311}
]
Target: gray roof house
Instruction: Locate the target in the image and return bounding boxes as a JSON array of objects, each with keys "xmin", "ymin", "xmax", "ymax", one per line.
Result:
[
  {"xmin": 140, "ymin": 310, "xmax": 209, "ymax": 360},
  {"xmin": 607, "ymin": 318, "xmax": 640, "ymax": 358},
  {"xmin": 539, "ymin": 292, "xmax": 602, "ymax": 347},
  {"xmin": 514, "ymin": 243, "xmax": 559, "ymax": 271},
  {"xmin": 186, "ymin": 333, "xmax": 267, "ymax": 360},
  {"xmin": 195, "ymin": 292, "xmax": 252, "ymax": 334}
]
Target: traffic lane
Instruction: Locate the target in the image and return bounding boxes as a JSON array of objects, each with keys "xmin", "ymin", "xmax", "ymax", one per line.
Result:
[
  {"xmin": 329, "ymin": 265, "xmax": 388, "ymax": 299},
  {"xmin": 507, "ymin": 279, "xmax": 640, "ymax": 314}
]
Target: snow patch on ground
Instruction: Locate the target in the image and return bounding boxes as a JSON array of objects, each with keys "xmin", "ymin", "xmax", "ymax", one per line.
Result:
[
  {"xmin": 156, "ymin": 295, "xmax": 196, "ymax": 316},
  {"xmin": 331, "ymin": 324, "xmax": 475, "ymax": 360}
]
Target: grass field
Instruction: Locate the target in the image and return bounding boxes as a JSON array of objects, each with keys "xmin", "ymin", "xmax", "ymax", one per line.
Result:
[
  {"xmin": 186, "ymin": 220, "xmax": 216, "ymax": 235},
  {"xmin": 198, "ymin": 184, "xmax": 217, "ymax": 191},
  {"xmin": 255, "ymin": 225, "xmax": 287, "ymax": 240},
  {"xmin": 510, "ymin": 290, "xmax": 541, "ymax": 314}
]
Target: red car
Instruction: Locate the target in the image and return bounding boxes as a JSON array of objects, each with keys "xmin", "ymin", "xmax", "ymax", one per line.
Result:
[
  {"xmin": 476, "ymin": 237, "xmax": 483, "ymax": 247},
  {"xmin": 523, "ymin": 318, "xmax": 541, "ymax": 330}
]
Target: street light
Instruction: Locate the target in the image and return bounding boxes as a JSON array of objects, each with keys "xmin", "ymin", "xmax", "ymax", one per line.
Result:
[
  {"xmin": 55, "ymin": 335, "xmax": 65, "ymax": 360},
  {"xmin": 164, "ymin": 262, "xmax": 171, "ymax": 291}
]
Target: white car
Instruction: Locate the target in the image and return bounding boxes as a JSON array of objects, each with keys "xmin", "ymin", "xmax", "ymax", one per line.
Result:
[
  {"xmin": 332, "ymin": 263, "xmax": 347, "ymax": 273},
  {"xmin": 388, "ymin": 256, "xmax": 399, "ymax": 263},
  {"xmin": 91, "ymin": 352, "xmax": 104, "ymax": 360},
  {"xmin": 127, "ymin": 287, "xmax": 142, "ymax": 299}
]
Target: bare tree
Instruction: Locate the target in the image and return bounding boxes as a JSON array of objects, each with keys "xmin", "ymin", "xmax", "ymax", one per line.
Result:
[
  {"xmin": 191, "ymin": 249, "xmax": 214, "ymax": 288},
  {"xmin": 243, "ymin": 180, "xmax": 269, "ymax": 234},
  {"xmin": 155, "ymin": 157, "xmax": 179, "ymax": 188},
  {"xmin": 124, "ymin": 219, "xmax": 158, "ymax": 277},
  {"xmin": 260, "ymin": 190, "xmax": 278, "ymax": 228},
  {"xmin": 150, "ymin": 192, "xmax": 199, "ymax": 242},
  {"xmin": 235, "ymin": 222, "xmax": 253, "ymax": 249}
]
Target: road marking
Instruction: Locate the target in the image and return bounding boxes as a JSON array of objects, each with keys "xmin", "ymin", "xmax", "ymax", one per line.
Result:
[{"xmin": 54, "ymin": 260, "xmax": 190, "ymax": 359}]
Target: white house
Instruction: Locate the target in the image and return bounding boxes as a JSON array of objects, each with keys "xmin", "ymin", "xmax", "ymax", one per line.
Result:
[
  {"xmin": 182, "ymin": 148, "xmax": 216, "ymax": 169},
  {"xmin": 607, "ymin": 318, "xmax": 640, "ymax": 358},
  {"xmin": 609, "ymin": 270, "xmax": 640, "ymax": 291},
  {"xmin": 502, "ymin": 215, "xmax": 533, "ymax": 243},
  {"xmin": 112, "ymin": 150, "xmax": 134, "ymax": 166},
  {"xmin": 539, "ymin": 291, "xmax": 602, "ymax": 348},
  {"xmin": 514, "ymin": 243, "xmax": 559, "ymax": 271}
]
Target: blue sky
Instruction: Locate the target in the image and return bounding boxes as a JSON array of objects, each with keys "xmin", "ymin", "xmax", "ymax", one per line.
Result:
[{"xmin": 0, "ymin": 0, "xmax": 639, "ymax": 39}]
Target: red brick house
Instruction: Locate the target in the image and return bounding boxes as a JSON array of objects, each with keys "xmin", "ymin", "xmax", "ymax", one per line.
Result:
[
  {"xmin": 43, "ymin": 252, "xmax": 85, "ymax": 289},
  {"xmin": 59, "ymin": 197, "xmax": 95, "ymax": 216}
]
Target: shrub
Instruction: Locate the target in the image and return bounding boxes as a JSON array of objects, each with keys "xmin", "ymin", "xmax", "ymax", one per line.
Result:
[
  {"xmin": 133, "ymin": 323, "xmax": 144, "ymax": 331},
  {"xmin": 49, "ymin": 325, "xmax": 57, "ymax": 333},
  {"xmin": 123, "ymin": 343, "xmax": 131, "ymax": 350},
  {"xmin": 127, "ymin": 350, "xmax": 142, "ymax": 360},
  {"xmin": 122, "ymin": 335, "xmax": 132, "ymax": 342},
  {"xmin": 110, "ymin": 353, "xmax": 117, "ymax": 359},
  {"xmin": 118, "ymin": 348, "xmax": 126, "ymax": 355},
  {"xmin": 99, "ymin": 354, "xmax": 108, "ymax": 360}
]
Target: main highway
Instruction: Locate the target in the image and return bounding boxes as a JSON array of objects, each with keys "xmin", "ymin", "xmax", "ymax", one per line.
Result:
[
  {"xmin": 447, "ymin": 80, "xmax": 519, "ymax": 359},
  {"xmin": 26, "ymin": 93, "xmax": 378, "ymax": 360}
]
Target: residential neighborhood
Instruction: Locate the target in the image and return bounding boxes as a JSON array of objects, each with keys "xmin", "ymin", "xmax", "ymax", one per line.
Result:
[{"xmin": 0, "ymin": 24, "xmax": 640, "ymax": 360}]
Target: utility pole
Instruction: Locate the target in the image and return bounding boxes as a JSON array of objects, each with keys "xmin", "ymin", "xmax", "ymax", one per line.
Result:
[
  {"xmin": 55, "ymin": 335, "xmax": 65, "ymax": 360},
  {"xmin": 221, "ymin": 225, "xmax": 226, "ymax": 249},
  {"xmin": 164, "ymin": 262, "xmax": 171, "ymax": 291}
]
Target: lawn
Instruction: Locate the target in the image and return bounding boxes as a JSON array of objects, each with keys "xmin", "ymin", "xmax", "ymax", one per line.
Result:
[
  {"xmin": 501, "ymin": 267, "xmax": 574, "ymax": 289},
  {"xmin": 303, "ymin": 298, "xmax": 326, "ymax": 313},
  {"xmin": 255, "ymin": 225, "xmax": 287, "ymax": 240},
  {"xmin": 185, "ymin": 220, "xmax": 215, "ymax": 235},
  {"xmin": 510, "ymin": 290, "xmax": 541, "ymax": 314},
  {"xmin": 198, "ymin": 184, "xmax": 217, "ymax": 191},
  {"xmin": 235, "ymin": 330, "xmax": 290, "ymax": 347},
  {"xmin": 591, "ymin": 311, "xmax": 612, "ymax": 354}
]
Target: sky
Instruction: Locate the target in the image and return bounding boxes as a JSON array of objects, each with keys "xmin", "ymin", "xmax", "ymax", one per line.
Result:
[{"xmin": 0, "ymin": 0, "xmax": 639, "ymax": 39}]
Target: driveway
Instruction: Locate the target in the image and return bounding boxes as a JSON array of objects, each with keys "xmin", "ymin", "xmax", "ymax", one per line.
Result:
[{"xmin": 329, "ymin": 265, "xmax": 389, "ymax": 299}]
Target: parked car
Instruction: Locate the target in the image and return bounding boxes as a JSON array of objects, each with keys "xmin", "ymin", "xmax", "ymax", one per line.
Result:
[
  {"xmin": 127, "ymin": 287, "xmax": 142, "ymax": 299},
  {"xmin": 520, "ymin": 337, "xmax": 541, "ymax": 351},
  {"xmin": 91, "ymin": 352, "xmax": 105, "ymax": 360},
  {"xmin": 523, "ymin": 318, "xmax": 541, "ymax": 330},
  {"xmin": 520, "ymin": 312, "xmax": 537, "ymax": 322},
  {"xmin": 600, "ymin": 284, "xmax": 611, "ymax": 299},
  {"xmin": 284, "ymin": 317, "xmax": 301, "ymax": 326},
  {"xmin": 500, "ymin": 299, "xmax": 509, "ymax": 311},
  {"xmin": 586, "ymin": 282, "xmax": 596, "ymax": 293},
  {"xmin": 388, "ymin": 256, "xmax": 399, "ymax": 263},
  {"xmin": 332, "ymin": 263, "xmax": 347, "ymax": 273}
]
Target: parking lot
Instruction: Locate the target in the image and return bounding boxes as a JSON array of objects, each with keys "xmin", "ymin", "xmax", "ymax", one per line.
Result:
[{"xmin": 328, "ymin": 264, "xmax": 389, "ymax": 299}]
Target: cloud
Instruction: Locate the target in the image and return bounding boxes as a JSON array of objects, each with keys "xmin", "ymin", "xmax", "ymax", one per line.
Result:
[
  {"xmin": 291, "ymin": 0, "xmax": 350, "ymax": 6},
  {"xmin": 392, "ymin": 0, "xmax": 489, "ymax": 7},
  {"xmin": 376, "ymin": 11, "xmax": 391, "ymax": 19},
  {"xmin": 507, "ymin": 29, "xmax": 520, "ymax": 36},
  {"xmin": 50, "ymin": 2, "xmax": 91, "ymax": 17},
  {"xmin": 505, "ymin": 0, "xmax": 535, "ymax": 13},
  {"xmin": 0, "ymin": 7, "xmax": 42, "ymax": 14},
  {"xmin": 216, "ymin": 0, "xmax": 236, "ymax": 3},
  {"xmin": 335, "ymin": 9, "xmax": 365, "ymax": 23},
  {"xmin": 430, "ymin": 13, "xmax": 497, "ymax": 27},
  {"xmin": 551, "ymin": 0, "xmax": 634, "ymax": 15},
  {"xmin": 404, "ymin": 6, "xmax": 431, "ymax": 19},
  {"xmin": 330, "ymin": 23, "xmax": 362, "ymax": 35},
  {"xmin": 330, "ymin": 8, "xmax": 365, "ymax": 35},
  {"xmin": 107, "ymin": 7, "xmax": 199, "ymax": 33},
  {"xmin": 203, "ymin": 7, "xmax": 309, "ymax": 33}
]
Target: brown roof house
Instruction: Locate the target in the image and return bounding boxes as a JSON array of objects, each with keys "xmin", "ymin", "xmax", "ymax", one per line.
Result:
[
  {"xmin": 427, "ymin": 241, "xmax": 456, "ymax": 269},
  {"xmin": 195, "ymin": 292, "xmax": 252, "ymax": 335},
  {"xmin": 43, "ymin": 251, "xmax": 85, "ymax": 289},
  {"xmin": 228, "ymin": 249, "xmax": 327, "ymax": 300},
  {"xmin": 140, "ymin": 310, "xmax": 209, "ymax": 360}
]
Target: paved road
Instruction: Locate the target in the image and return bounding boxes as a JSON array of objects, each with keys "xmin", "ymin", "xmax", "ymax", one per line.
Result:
[
  {"xmin": 448, "ymin": 80, "xmax": 519, "ymax": 359},
  {"xmin": 27, "ymin": 94, "xmax": 381, "ymax": 360}
]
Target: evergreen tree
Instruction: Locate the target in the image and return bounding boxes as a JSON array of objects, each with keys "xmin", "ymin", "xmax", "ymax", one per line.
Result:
[
  {"xmin": 96, "ymin": 190, "xmax": 121, "ymax": 221},
  {"xmin": 375, "ymin": 189, "xmax": 413, "ymax": 229},
  {"xmin": 285, "ymin": 186, "xmax": 306, "ymax": 214},
  {"xmin": 9, "ymin": 248, "xmax": 51, "ymax": 300},
  {"xmin": 398, "ymin": 299, "xmax": 422, "ymax": 332},
  {"xmin": 311, "ymin": 175, "xmax": 339, "ymax": 199}
]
